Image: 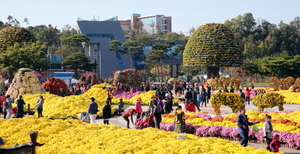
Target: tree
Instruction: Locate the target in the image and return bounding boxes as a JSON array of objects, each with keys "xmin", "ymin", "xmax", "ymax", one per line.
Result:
[
  {"xmin": 27, "ymin": 25, "xmax": 60, "ymax": 47},
  {"xmin": 143, "ymin": 41, "xmax": 176, "ymax": 81},
  {"xmin": 183, "ymin": 23, "xmax": 243, "ymax": 78},
  {"xmin": 62, "ymin": 52, "xmax": 96, "ymax": 79},
  {"xmin": 61, "ymin": 34, "xmax": 90, "ymax": 47},
  {"xmin": 0, "ymin": 26, "xmax": 36, "ymax": 52},
  {"xmin": 122, "ymin": 40, "xmax": 141, "ymax": 68},
  {"xmin": 0, "ymin": 42, "xmax": 49, "ymax": 81}
]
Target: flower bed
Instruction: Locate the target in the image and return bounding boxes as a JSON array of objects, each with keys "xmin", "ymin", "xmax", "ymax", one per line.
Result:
[
  {"xmin": 0, "ymin": 117, "xmax": 274, "ymax": 154},
  {"xmin": 275, "ymin": 90, "xmax": 300, "ymax": 104},
  {"xmin": 15, "ymin": 83, "xmax": 157, "ymax": 118},
  {"xmin": 160, "ymin": 111, "xmax": 300, "ymax": 149}
]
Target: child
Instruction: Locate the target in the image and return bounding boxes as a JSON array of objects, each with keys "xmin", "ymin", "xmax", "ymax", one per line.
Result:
[{"xmin": 270, "ymin": 134, "xmax": 280, "ymax": 152}]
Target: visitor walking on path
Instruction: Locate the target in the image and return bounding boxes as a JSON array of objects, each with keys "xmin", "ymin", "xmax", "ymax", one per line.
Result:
[
  {"xmin": 102, "ymin": 100, "xmax": 111, "ymax": 124},
  {"xmin": 35, "ymin": 96, "xmax": 44, "ymax": 118},
  {"xmin": 135, "ymin": 97, "xmax": 142, "ymax": 122},
  {"xmin": 237, "ymin": 106, "xmax": 258, "ymax": 147},
  {"xmin": 201, "ymin": 89, "xmax": 208, "ymax": 107},
  {"xmin": 85, "ymin": 97, "xmax": 98, "ymax": 124},
  {"xmin": 245, "ymin": 87, "xmax": 251, "ymax": 105},
  {"xmin": 16, "ymin": 95, "xmax": 26, "ymax": 118},
  {"xmin": 263, "ymin": 115, "xmax": 273, "ymax": 151},
  {"xmin": 4, "ymin": 95, "xmax": 13, "ymax": 119},
  {"xmin": 152, "ymin": 101, "xmax": 162, "ymax": 129}
]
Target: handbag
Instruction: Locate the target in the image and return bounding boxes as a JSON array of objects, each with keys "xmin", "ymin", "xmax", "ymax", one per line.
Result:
[{"xmin": 252, "ymin": 124, "xmax": 259, "ymax": 133}]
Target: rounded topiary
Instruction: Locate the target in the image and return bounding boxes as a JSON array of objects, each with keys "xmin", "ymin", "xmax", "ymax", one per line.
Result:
[{"xmin": 183, "ymin": 23, "xmax": 242, "ymax": 78}]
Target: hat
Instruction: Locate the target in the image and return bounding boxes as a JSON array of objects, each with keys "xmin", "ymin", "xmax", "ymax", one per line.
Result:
[
  {"xmin": 137, "ymin": 97, "xmax": 142, "ymax": 101},
  {"xmin": 165, "ymin": 93, "xmax": 169, "ymax": 97}
]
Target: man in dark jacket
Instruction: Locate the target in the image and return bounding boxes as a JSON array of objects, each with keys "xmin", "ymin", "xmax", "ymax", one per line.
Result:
[
  {"xmin": 102, "ymin": 100, "xmax": 111, "ymax": 124},
  {"xmin": 164, "ymin": 95, "xmax": 173, "ymax": 114},
  {"xmin": 152, "ymin": 101, "xmax": 162, "ymax": 129},
  {"xmin": 16, "ymin": 95, "xmax": 26, "ymax": 118},
  {"xmin": 237, "ymin": 106, "xmax": 258, "ymax": 147},
  {"xmin": 185, "ymin": 88, "xmax": 192, "ymax": 104}
]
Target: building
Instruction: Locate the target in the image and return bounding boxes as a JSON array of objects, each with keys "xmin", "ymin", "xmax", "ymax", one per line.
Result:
[
  {"xmin": 76, "ymin": 20, "xmax": 131, "ymax": 78},
  {"xmin": 105, "ymin": 13, "xmax": 172, "ymax": 35}
]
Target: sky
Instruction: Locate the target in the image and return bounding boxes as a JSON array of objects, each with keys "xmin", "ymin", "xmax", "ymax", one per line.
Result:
[{"xmin": 0, "ymin": 0, "xmax": 299, "ymax": 35}]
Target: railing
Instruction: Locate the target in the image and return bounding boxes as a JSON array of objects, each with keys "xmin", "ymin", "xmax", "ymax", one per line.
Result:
[{"xmin": 0, "ymin": 131, "xmax": 44, "ymax": 154}]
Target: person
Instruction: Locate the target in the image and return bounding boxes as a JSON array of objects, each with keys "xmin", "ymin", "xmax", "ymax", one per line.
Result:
[
  {"xmin": 4, "ymin": 95, "xmax": 14, "ymax": 119},
  {"xmin": 223, "ymin": 87, "xmax": 229, "ymax": 93},
  {"xmin": 201, "ymin": 89, "xmax": 208, "ymax": 107},
  {"xmin": 238, "ymin": 89, "xmax": 245, "ymax": 100},
  {"xmin": 191, "ymin": 89, "xmax": 200, "ymax": 112},
  {"xmin": 174, "ymin": 105, "xmax": 185, "ymax": 133},
  {"xmin": 135, "ymin": 97, "xmax": 142, "ymax": 121},
  {"xmin": 237, "ymin": 106, "xmax": 258, "ymax": 147},
  {"xmin": 86, "ymin": 97, "xmax": 98, "ymax": 124},
  {"xmin": 157, "ymin": 97, "xmax": 164, "ymax": 114},
  {"xmin": 148, "ymin": 95, "xmax": 157, "ymax": 111},
  {"xmin": 185, "ymin": 88, "xmax": 192, "ymax": 104},
  {"xmin": 187, "ymin": 100, "xmax": 196, "ymax": 112},
  {"xmin": 245, "ymin": 87, "xmax": 251, "ymax": 105},
  {"xmin": 16, "ymin": 95, "xmax": 26, "ymax": 118},
  {"xmin": 0, "ymin": 94, "xmax": 3, "ymax": 115},
  {"xmin": 102, "ymin": 100, "xmax": 111, "ymax": 124},
  {"xmin": 270, "ymin": 134, "xmax": 280, "ymax": 152},
  {"xmin": 263, "ymin": 115, "xmax": 273, "ymax": 151},
  {"xmin": 229, "ymin": 86, "xmax": 234, "ymax": 93},
  {"xmin": 164, "ymin": 94, "xmax": 173, "ymax": 114},
  {"xmin": 206, "ymin": 84, "xmax": 211, "ymax": 103},
  {"xmin": 107, "ymin": 88, "xmax": 113, "ymax": 104},
  {"xmin": 118, "ymin": 98, "xmax": 125, "ymax": 114},
  {"xmin": 151, "ymin": 101, "xmax": 162, "ymax": 129},
  {"xmin": 35, "ymin": 96, "xmax": 44, "ymax": 118},
  {"xmin": 178, "ymin": 99, "xmax": 187, "ymax": 112},
  {"xmin": 122, "ymin": 109, "xmax": 136, "ymax": 128},
  {"xmin": 196, "ymin": 92, "xmax": 202, "ymax": 111},
  {"xmin": 250, "ymin": 83, "xmax": 255, "ymax": 89}
]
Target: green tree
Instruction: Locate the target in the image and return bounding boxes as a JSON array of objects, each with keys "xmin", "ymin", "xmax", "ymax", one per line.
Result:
[
  {"xmin": 183, "ymin": 23, "xmax": 243, "ymax": 78},
  {"xmin": 0, "ymin": 42, "xmax": 49, "ymax": 81},
  {"xmin": 27, "ymin": 25, "xmax": 60, "ymax": 47},
  {"xmin": 122, "ymin": 40, "xmax": 141, "ymax": 68},
  {"xmin": 0, "ymin": 26, "xmax": 36, "ymax": 52},
  {"xmin": 143, "ymin": 41, "xmax": 176, "ymax": 81},
  {"xmin": 62, "ymin": 52, "xmax": 96, "ymax": 79}
]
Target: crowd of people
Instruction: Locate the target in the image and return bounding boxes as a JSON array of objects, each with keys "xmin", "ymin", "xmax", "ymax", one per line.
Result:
[{"xmin": 0, "ymin": 94, "xmax": 44, "ymax": 119}]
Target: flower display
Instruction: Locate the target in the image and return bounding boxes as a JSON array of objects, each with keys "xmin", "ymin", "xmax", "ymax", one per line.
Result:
[
  {"xmin": 6, "ymin": 68, "xmax": 45, "ymax": 99},
  {"xmin": 0, "ymin": 117, "xmax": 275, "ymax": 154},
  {"xmin": 113, "ymin": 69, "xmax": 142, "ymax": 88},
  {"xmin": 16, "ymin": 83, "xmax": 156, "ymax": 118},
  {"xmin": 211, "ymin": 92, "xmax": 245, "ymax": 115},
  {"xmin": 161, "ymin": 110, "xmax": 300, "ymax": 149},
  {"xmin": 42, "ymin": 78, "xmax": 72, "ymax": 96},
  {"xmin": 252, "ymin": 92, "xmax": 285, "ymax": 111},
  {"xmin": 275, "ymin": 90, "xmax": 300, "ymax": 104}
]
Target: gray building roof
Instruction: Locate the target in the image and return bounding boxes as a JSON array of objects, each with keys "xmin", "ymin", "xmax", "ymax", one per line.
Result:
[{"xmin": 77, "ymin": 21, "xmax": 131, "ymax": 78}]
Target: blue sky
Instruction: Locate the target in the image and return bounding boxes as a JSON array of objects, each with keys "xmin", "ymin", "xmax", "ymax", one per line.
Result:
[{"xmin": 0, "ymin": 0, "xmax": 299, "ymax": 35}]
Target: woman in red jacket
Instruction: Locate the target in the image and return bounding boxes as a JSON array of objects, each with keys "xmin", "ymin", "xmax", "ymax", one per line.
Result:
[{"xmin": 245, "ymin": 87, "xmax": 251, "ymax": 105}]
